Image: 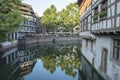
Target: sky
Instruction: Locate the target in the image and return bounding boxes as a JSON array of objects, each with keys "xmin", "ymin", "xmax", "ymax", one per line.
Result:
[{"xmin": 22, "ymin": 0, "xmax": 77, "ymax": 17}]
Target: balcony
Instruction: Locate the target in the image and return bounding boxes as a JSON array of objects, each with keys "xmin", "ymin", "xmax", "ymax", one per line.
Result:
[
  {"xmin": 91, "ymin": 0, "xmax": 120, "ymax": 35},
  {"xmin": 91, "ymin": 27, "xmax": 120, "ymax": 35},
  {"xmin": 91, "ymin": 9, "xmax": 120, "ymax": 35},
  {"xmin": 99, "ymin": 11, "xmax": 107, "ymax": 19}
]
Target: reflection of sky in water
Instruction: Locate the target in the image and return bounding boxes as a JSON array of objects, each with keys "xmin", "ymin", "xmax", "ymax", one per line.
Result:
[{"xmin": 23, "ymin": 59, "xmax": 78, "ymax": 80}]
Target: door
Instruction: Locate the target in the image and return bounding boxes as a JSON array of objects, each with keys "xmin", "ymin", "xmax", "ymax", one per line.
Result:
[{"xmin": 101, "ymin": 48, "xmax": 108, "ymax": 73}]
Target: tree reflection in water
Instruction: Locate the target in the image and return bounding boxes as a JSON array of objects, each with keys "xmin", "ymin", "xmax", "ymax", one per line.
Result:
[{"xmin": 39, "ymin": 45, "xmax": 81, "ymax": 77}]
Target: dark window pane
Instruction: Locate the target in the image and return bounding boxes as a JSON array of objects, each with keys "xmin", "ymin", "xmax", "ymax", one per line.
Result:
[{"xmin": 113, "ymin": 39, "xmax": 120, "ymax": 60}]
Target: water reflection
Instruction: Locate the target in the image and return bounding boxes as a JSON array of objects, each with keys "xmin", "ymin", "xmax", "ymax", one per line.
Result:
[
  {"xmin": 0, "ymin": 42, "xmax": 105, "ymax": 80},
  {"xmin": 0, "ymin": 44, "xmax": 38, "ymax": 80},
  {"xmin": 18, "ymin": 45, "xmax": 38, "ymax": 77},
  {"xmin": 39, "ymin": 45, "xmax": 81, "ymax": 77}
]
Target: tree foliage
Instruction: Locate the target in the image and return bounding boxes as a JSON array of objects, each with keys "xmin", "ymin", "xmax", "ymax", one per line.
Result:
[
  {"xmin": 57, "ymin": 9, "xmax": 69, "ymax": 30},
  {"xmin": 41, "ymin": 5, "xmax": 57, "ymax": 32},
  {"xmin": 41, "ymin": 2, "xmax": 80, "ymax": 32},
  {"xmin": 40, "ymin": 45, "xmax": 81, "ymax": 77},
  {"xmin": 58, "ymin": 2, "xmax": 80, "ymax": 31},
  {"xmin": 0, "ymin": 0, "xmax": 23, "ymax": 42}
]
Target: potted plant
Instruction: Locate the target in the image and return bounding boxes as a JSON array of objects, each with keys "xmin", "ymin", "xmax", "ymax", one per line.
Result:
[
  {"xmin": 93, "ymin": 15, "xmax": 98, "ymax": 21},
  {"xmin": 99, "ymin": 10, "xmax": 107, "ymax": 18}
]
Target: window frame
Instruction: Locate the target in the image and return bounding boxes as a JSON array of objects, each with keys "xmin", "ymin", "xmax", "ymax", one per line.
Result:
[
  {"xmin": 113, "ymin": 39, "xmax": 120, "ymax": 62},
  {"xmin": 111, "ymin": 37, "xmax": 120, "ymax": 66},
  {"xmin": 93, "ymin": 6, "xmax": 98, "ymax": 22},
  {"xmin": 99, "ymin": 0, "xmax": 108, "ymax": 20}
]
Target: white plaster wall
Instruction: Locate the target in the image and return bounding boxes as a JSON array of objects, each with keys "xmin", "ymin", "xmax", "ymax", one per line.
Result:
[
  {"xmin": 107, "ymin": 18, "xmax": 114, "ymax": 28},
  {"xmin": 108, "ymin": 5, "xmax": 115, "ymax": 18},
  {"xmin": 96, "ymin": 23, "xmax": 98, "ymax": 30},
  {"xmin": 117, "ymin": 2, "xmax": 120, "ymax": 14},
  {"xmin": 92, "ymin": 24, "xmax": 94, "ymax": 30},
  {"xmin": 88, "ymin": 24, "xmax": 91, "ymax": 30},
  {"xmin": 108, "ymin": 0, "xmax": 115, "ymax": 6},
  {"xmin": 111, "ymin": 5, "xmax": 115, "ymax": 16},
  {"xmin": 112, "ymin": 18, "xmax": 114, "ymax": 28},
  {"xmin": 88, "ymin": 15, "xmax": 91, "ymax": 22},
  {"xmin": 98, "ymin": 4, "xmax": 101, "ymax": 12},
  {"xmin": 92, "ymin": 23, "xmax": 98, "ymax": 30},
  {"xmin": 80, "ymin": 31, "xmax": 91, "ymax": 37},
  {"xmin": 81, "ymin": 36, "xmax": 120, "ymax": 80},
  {"xmin": 107, "ymin": 19, "xmax": 111, "ymax": 28},
  {"xmin": 103, "ymin": 20, "xmax": 107, "ymax": 29},
  {"xmin": 116, "ymin": 16, "xmax": 120, "ymax": 27},
  {"xmin": 93, "ymin": 36, "xmax": 111, "ymax": 70},
  {"xmin": 94, "ymin": 24, "xmax": 96, "ymax": 30},
  {"xmin": 108, "ymin": 8, "xmax": 111, "ymax": 18},
  {"xmin": 100, "ymin": 22, "xmax": 102, "ymax": 30},
  {"xmin": 81, "ymin": 39, "xmax": 94, "ymax": 64}
]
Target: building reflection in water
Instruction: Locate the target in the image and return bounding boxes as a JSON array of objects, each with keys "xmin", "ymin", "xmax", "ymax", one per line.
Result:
[
  {"xmin": 0, "ymin": 44, "xmax": 38, "ymax": 80},
  {"xmin": 18, "ymin": 44, "xmax": 38, "ymax": 77},
  {"xmin": 0, "ymin": 42, "xmax": 105, "ymax": 80},
  {"xmin": 77, "ymin": 50, "xmax": 105, "ymax": 80}
]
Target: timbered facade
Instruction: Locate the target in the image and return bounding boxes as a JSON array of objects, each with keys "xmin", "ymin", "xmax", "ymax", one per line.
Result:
[
  {"xmin": 78, "ymin": 0, "xmax": 120, "ymax": 80},
  {"xmin": 18, "ymin": 3, "xmax": 37, "ymax": 38}
]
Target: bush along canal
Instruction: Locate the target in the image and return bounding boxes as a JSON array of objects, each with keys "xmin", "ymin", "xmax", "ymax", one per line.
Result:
[{"xmin": 0, "ymin": 42, "xmax": 105, "ymax": 80}]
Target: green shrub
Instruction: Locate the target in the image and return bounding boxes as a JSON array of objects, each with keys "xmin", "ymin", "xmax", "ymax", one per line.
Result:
[
  {"xmin": 99, "ymin": 11, "xmax": 107, "ymax": 18},
  {"xmin": 93, "ymin": 15, "xmax": 98, "ymax": 21}
]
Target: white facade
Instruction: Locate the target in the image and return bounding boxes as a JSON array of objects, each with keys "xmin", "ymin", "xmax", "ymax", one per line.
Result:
[
  {"xmin": 18, "ymin": 3, "xmax": 37, "ymax": 38},
  {"xmin": 79, "ymin": 0, "xmax": 120, "ymax": 80}
]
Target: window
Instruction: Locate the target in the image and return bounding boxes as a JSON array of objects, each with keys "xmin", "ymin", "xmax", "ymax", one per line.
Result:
[
  {"xmin": 83, "ymin": 20, "xmax": 85, "ymax": 31},
  {"xmin": 113, "ymin": 39, "xmax": 120, "ymax": 61},
  {"xmin": 99, "ymin": 0, "xmax": 107, "ymax": 19},
  {"xmin": 101, "ymin": 0, "xmax": 107, "ymax": 11},
  {"xmin": 81, "ymin": 21, "xmax": 83, "ymax": 31},
  {"xmin": 94, "ymin": 6, "xmax": 98, "ymax": 15},
  {"xmin": 86, "ymin": 40, "xmax": 88, "ymax": 48},
  {"xmin": 24, "ymin": 21, "xmax": 28, "ymax": 25},
  {"xmin": 93, "ymin": 6, "xmax": 98, "ymax": 22},
  {"xmin": 75, "ymin": 28, "xmax": 79, "ymax": 30},
  {"xmin": 82, "ymin": 20, "xmax": 85, "ymax": 31},
  {"xmin": 91, "ymin": 41, "xmax": 93, "ymax": 52},
  {"xmin": 86, "ymin": 17, "xmax": 88, "ymax": 31}
]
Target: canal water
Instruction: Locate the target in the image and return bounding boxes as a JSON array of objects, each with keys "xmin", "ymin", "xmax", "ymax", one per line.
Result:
[{"xmin": 0, "ymin": 42, "xmax": 105, "ymax": 80}]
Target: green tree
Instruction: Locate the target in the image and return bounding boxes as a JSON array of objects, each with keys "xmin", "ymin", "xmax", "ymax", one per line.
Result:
[
  {"xmin": 64, "ymin": 2, "xmax": 80, "ymax": 32},
  {"xmin": 56, "ymin": 9, "xmax": 69, "ymax": 31},
  {"xmin": 57, "ymin": 2, "xmax": 80, "ymax": 32},
  {"xmin": 0, "ymin": 0, "xmax": 23, "ymax": 42},
  {"xmin": 41, "ymin": 5, "xmax": 57, "ymax": 32},
  {"xmin": 41, "ymin": 2, "xmax": 79, "ymax": 32}
]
